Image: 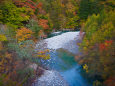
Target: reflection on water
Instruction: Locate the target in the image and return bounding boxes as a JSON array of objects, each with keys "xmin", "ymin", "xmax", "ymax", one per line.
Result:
[{"xmin": 57, "ymin": 48, "xmax": 76, "ymax": 67}]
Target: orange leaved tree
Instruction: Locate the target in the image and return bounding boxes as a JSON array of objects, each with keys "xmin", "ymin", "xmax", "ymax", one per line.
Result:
[
  {"xmin": 16, "ymin": 28, "xmax": 33, "ymax": 42},
  {"xmin": 38, "ymin": 19, "xmax": 49, "ymax": 30}
]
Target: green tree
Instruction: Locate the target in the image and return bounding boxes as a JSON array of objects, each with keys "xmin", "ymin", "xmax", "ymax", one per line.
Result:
[
  {"xmin": 79, "ymin": 10, "xmax": 115, "ymax": 85},
  {"xmin": 79, "ymin": 0, "xmax": 101, "ymax": 20},
  {"xmin": 26, "ymin": 19, "xmax": 43, "ymax": 39},
  {"xmin": 0, "ymin": 1, "xmax": 29, "ymax": 28}
]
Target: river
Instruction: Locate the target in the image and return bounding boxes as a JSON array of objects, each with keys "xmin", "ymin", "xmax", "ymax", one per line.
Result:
[{"xmin": 35, "ymin": 31, "xmax": 91, "ymax": 86}]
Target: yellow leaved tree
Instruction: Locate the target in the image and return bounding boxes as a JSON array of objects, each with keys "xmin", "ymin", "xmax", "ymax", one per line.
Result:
[
  {"xmin": 37, "ymin": 49, "xmax": 50, "ymax": 60},
  {"xmin": 16, "ymin": 28, "xmax": 33, "ymax": 42},
  {"xmin": 83, "ymin": 64, "xmax": 88, "ymax": 73},
  {"xmin": 0, "ymin": 34, "xmax": 7, "ymax": 42}
]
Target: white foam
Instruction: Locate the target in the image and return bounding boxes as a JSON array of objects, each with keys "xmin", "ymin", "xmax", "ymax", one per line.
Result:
[
  {"xmin": 44, "ymin": 32, "xmax": 80, "ymax": 50},
  {"xmin": 52, "ymin": 31, "xmax": 61, "ymax": 34}
]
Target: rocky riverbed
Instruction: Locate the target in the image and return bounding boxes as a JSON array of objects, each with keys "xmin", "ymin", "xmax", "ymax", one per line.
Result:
[{"xmin": 32, "ymin": 70, "xmax": 69, "ymax": 86}]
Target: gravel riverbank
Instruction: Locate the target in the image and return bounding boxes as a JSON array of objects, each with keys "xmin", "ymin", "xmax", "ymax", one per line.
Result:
[{"xmin": 32, "ymin": 70, "xmax": 69, "ymax": 86}]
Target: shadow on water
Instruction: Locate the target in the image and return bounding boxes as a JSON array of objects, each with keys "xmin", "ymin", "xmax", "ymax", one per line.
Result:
[
  {"xmin": 56, "ymin": 48, "xmax": 76, "ymax": 67},
  {"xmin": 56, "ymin": 49, "xmax": 90, "ymax": 86}
]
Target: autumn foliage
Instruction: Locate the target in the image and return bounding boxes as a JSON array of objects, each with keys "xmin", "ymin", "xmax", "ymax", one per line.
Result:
[
  {"xmin": 0, "ymin": 42, "xmax": 22, "ymax": 86},
  {"xmin": 104, "ymin": 77, "xmax": 115, "ymax": 86},
  {"xmin": 16, "ymin": 28, "xmax": 33, "ymax": 42},
  {"xmin": 37, "ymin": 49, "xmax": 50, "ymax": 60},
  {"xmin": 99, "ymin": 40, "xmax": 113, "ymax": 51},
  {"xmin": 13, "ymin": 0, "xmax": 39, "ymax": 12},
  {"xmin": 79, "ymin": 9, "xmax": 115, "ymax": 86},
  {"xmin": 38, "ymin": 19, "xmax": 49, "ymax": 30},
  {"xmin": 0, "ymin": 34, "xmax": 7, "ymax": 42},
  {"xmin": 37, "ymin": 2, "xmax": 43, "ymax": 8}
]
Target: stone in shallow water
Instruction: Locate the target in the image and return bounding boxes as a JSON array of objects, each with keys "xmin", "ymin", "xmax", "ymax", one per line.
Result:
[{"xmin": 32, "ymin": 70, "xmax": 69, "ymax": 86}]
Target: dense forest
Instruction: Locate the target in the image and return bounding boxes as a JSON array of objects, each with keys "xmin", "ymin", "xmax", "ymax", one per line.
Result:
[{"xmin": 0, "ymin": 0, "xmax": 115, "ymax": 86}]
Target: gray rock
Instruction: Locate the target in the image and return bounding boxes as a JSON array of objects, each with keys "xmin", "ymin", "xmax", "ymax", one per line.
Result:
[{"xmin": 32, "ymin": 70, "xmax": 69, "ymax": 86}]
